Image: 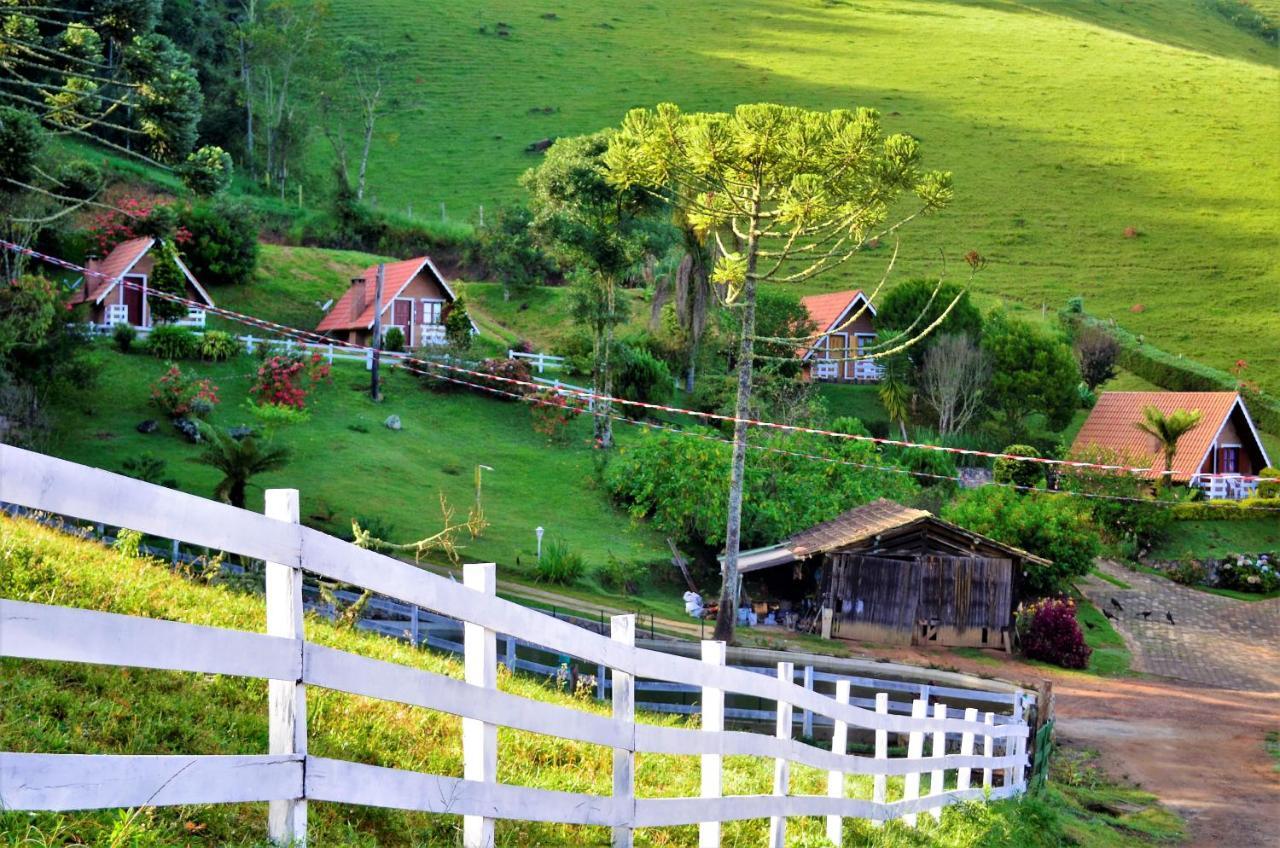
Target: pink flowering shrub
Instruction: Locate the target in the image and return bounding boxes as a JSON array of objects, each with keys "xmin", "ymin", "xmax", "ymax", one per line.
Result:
[
  {"xmin": 86, "ymin": 191, "xmax": 191, "ymax": 255},
  {"xmin": 250, "ymin": 352, "xmax": 331, "ymax": 411},
  {"xmin": 150, "ymin": 365, "xmax": 219, "ymax": 419},
  {"xmin": 1019, "ymin": 597, "xmax": 1092, "ymax": 669}
]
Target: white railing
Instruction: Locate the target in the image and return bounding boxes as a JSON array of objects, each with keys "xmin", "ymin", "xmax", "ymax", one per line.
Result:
[
  {"xmin": 0, "ymin": 445, "xmax": 1028, "ymax": 846},
  {"xmin": 810, "ymin": 359, "xmax": 884, "ymax": 382},
  {"xmin": 852, "ymin": 360, "xmax": 884, "ymax": 381},
  {"xmin": 1190, "ymin": 474, "xmax": 1260, "ymax": 500},
  {"xmin": 509, "ymin": 349, "xmax": 566, "ymax": 373},
  {"xmin": 532, "ymin": 375, "xmax": 596, "ymax": 411},
  {"xmin": 88, "ymin": 308, "xmax": 207, "ymax": 334},
  {"xmin": 419, "ymin": 324, "xmax": 447, "ymax": 346}
]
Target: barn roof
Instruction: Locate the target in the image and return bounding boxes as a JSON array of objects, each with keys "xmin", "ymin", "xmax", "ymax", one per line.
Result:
[
  {"xmin": 316, "ymin": 256, "xmax": 461, "ymax": 333},
  {"xmin": 1069, "ymin": 392, "xmax": 1266, "ymax": 481},
  {"xmin": 734, "ymin": 499, "xmax": 1050, "ymax": 573}
]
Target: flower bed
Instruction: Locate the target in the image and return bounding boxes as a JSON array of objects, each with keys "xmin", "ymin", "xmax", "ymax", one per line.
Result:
[{"xmin": 1150, "ymin": 552, "xmax": 1278, "ymax": 594}]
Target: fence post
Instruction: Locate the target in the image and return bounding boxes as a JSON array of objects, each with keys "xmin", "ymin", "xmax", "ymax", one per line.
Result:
[
  {"xmin": 611, "ymin": 614, "xmax": 635, "ymax": 848},
  {"xmin": 872, "ymin": 692, "xmax": 888, "ymax": 827},
  {"xmin": 170, "ymin": 539, "xmax": 179, "ymax": 564},
  {"xmin": 982, "ymin": 712, "xmax": 995, "ymax": 789},
  {"xmin": 246, "ymin": 334, "xmax": 255, "ymax": 353},
  {"xmin": 505, "ymin": 636, "xmax": 517, "ymax": 670},
  {"xmin": 463, "ymin": 563, "xmax": 498, "ymax": 848},
  {"xmin": 597, "ymin": 661, "xmax": 607, "ymax": 701},
  {"xmin": 327, "ymin": 343, "xmax": 334, "ymax": 365},
  {"xmin": 769, "ymin": 661, "xmax": 794, "ymax": 848},
  {"xmin": 409, "ymin": 604, "xmax": 419, "ymax": 645},
  {"xmin": 698, "ymin": 640, "xmax": 725, "ymax": 848},
  {"xmin": 903, "ymin": 698, "xmax": 926, "ymax": 827},
  {"xmin": 264, "ymin": 489, "xmax": 305, "ymax": 846},
  {"xmin": 929, "ymin": 702, "xmax": 946, "ymax": 822},
  {"xmin": 801, "ymin": 665, "xmax": 814, "ymax": 738},
  {"xmin": 365, "ymin": 347, "xmax": 373, "ymax": 371},
  {"xmin": 1013, "ymin": 694, "xmax": 1027, "ymax": 792},
  {"xmin": 959, "ymin": 707, "xmax": 977, "ymax": 792},
  {"xmin": 825, "ymin": 679, "xmax": 850, "ymax": 844}
]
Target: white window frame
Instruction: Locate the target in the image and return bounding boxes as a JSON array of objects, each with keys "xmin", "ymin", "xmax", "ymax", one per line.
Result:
[{"xmin": 419, "ymin": 298, "xmax": 445, "ymax": 325}]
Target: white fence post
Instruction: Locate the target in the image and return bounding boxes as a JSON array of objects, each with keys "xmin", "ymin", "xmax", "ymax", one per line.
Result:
[
  {"xmin": 611, "ymin": 614, "xmax": 635, "ymax": 848},
  {"xmin": 264, "ymin": 489, "xmax": 306, "ymax": 846},
  {"xmin": 903, "ymin": 698, "xmax": 926, "ymax": 827},
  {"xmin": 959, "ymin": 707, "xmax": 977, "ymax": 792},
  {"xmin": 1013, "ymin": 694, "xmax": 1027, "ymax": 792},
  {"xmin": 327, "ymin": 343, "xmax": 334, "ymax": 364},
  {"xmin": 409, "ymin": 604, "xmax": 419, "ymax": 645},
  {"xmin": 929, "ymin": 702, "xmax": 946, "ymax": 822},
  {"xmin": 801, "ymin": 665, "xmax": 814, "ymax": 738},
  {"xmin": 463, "ymin": 563, "xmax": 497, "ymax": 848},
  {"xmin": 699, "ymin": 641, "xmax": 725, "ymax": 848},
  {"xmin": 825, "ymin": 679, "xmax": 850, "ymax": 845},
  {"xmin": 504, "ymin": 636, "xmax": 517, "ymax": 669},
  {"xmin": 246, "ymin": 334, "xmax": 255, "ymax": 353},
  {"xmin": 982, "ymin": 712, "xmax": 995, "ymax": 789},
  {"xmin": 872, "ymin": 692, "xmax": 888, "ymax": 827},
  {"xmin": 769, "ymin": 661, "xmax": 793, "ymax": 848}
]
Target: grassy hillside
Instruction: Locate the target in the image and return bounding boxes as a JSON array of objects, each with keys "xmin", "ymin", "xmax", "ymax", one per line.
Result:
[
  {"xmin": 0, "ymin": 515, "xmax": 1183, "ymax": 847},
  {"xmin": 310, "ymin": 0, "xmax": 1280, "ymax": 392}
]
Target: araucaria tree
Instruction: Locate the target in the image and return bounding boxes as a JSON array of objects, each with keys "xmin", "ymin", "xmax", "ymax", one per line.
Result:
[{"xmin": 605, "ymin": 104, "xmax": 953, "ymax": 640}]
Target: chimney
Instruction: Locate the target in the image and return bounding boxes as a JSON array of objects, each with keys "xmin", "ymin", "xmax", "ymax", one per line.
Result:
[{"xmin": 349, "ymin": 277, "xmax": 366, "ymax": 319}]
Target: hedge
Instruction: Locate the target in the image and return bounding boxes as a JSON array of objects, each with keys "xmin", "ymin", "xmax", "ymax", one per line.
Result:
[{"xmin": 1170, "ymin": 498, "xmax": 1280, "ymax": 521}]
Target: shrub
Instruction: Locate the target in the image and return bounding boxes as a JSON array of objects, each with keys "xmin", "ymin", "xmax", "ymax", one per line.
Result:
[
  {"xmin": 177, "ymin": 145, "xmax": 232, "ymax": 196},
  {"xmin": 383, "ymin": 326, "xmax": 405, "ymax": 353},
  {"xmin": 249, "ymin": 351, "xmax": 331, "ymax": 411},
  {"xmin": 444, "ymin": 296, "xmax": 474, "ymax": 353},
  {"xmin": 1171, "ymin": 499, "xmax": 1280, "ymax": 520},
  {"xmin": 1060, "ymin": 445, "xmax": 1174, "ymax": 554},
  {"xmin": 245, "ymin": 399, "xmax": 311, "ymax": 427},
  {"xmin": 112, "ymin": 322, "xmax": 136, "ymax": 353},
  {"xmin": 1168, "ymin": 557, "xmax": 1207, "ymax": 586},
  {"xmin": 613, "ymin": 343, "xmax": 672, "ymax": 416},
  {"xmin": 598, "ymin": 554, "xmax": 646, "ymax": 595},
  {"xmin": 142, "ymin": 244, "xmax": 191, "ymax": 325},
  {"xmin": 150, "ymin": 364, "xmax": 219, "ymax": 419},
  {"xmin": 199, "ymin": 330, "xmax": 243, "ymax": 362},
  {"xmin": 146, "ymin": 324, "xmax": 199, "ymax": 359},
  {"xmin": 535, "ymin": 538, "xmax": 585, "ymax": 585},
  {"xmin": 456, "ymin": 357, "xmax": 532, "ymax": 400},
  {"xmin": 84, "ymin": 191, "xmax": 190, "ymax": 256},
  {"xmin": 1257, "ymin": 467, "xmax": 1280, "ymax": 499},
  {"xmin": 180, "ymin": 198, "xmax": 259, "ymax": 287},
  {"xmin": 530, "ymin": 389, "xmax": 580, "ymax": 442},
  {"xmin": 1214, "ymin": 554, "xmax": 1279, "ymax": 594},
  {"xmin": 1019, "ymin": 597, "xmax": 1091, "ymax": 669},
  {"xmin": 993, "ymin": 445, "xmax": 1045, "ymax": 489}
]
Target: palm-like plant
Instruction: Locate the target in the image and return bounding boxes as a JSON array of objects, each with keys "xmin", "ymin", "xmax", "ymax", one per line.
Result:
[
  {"xmin": 195, "ymin": 425, "xmax": 291, "ymax": 509},
  {"xmin": 878, "ymin": 364, "xmax": 913, "ymax": 441},
  {"xmin": 1133, "ymin": 406, "xmax": 1202, "ymax": 488}
]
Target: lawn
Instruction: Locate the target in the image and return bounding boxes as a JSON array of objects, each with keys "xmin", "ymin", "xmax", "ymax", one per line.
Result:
[
  {"xmin": 47, "ymin": 347, "xmax": 674, "ymax": 607},
  {"xmin": 1150, "ymin": 518, "xmax": 1280, "ymax": 560},
  {"xmin": 310, "ymin": 0, "xmax": 1280, "ymax": 393},
  {"xmin": 0, "ymin": 513, "xmax": 1182, "ymax": 847}
]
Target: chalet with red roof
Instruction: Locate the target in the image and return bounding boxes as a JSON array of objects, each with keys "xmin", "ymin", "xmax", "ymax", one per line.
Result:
[
  {"xmin": 316, "ymin": 256, "xmax": 474, "ymax": 348},
  {"xmin": 66, "ymin": 237, "xmax": 213, "ymax": 329},
  {"xmin": 797, "ymin": 289, "xmax": 882, "ymax": 382},
  {"xmin": 1070, "ymin": 391, "xmax": 1272, "ymax": 500}
]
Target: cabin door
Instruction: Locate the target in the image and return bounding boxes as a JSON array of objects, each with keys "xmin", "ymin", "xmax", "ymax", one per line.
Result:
[
  {"xmin": 123, "ymin": 280, "xmax": 144, "ymax": 326},
  {"xmin": 827, "ymin": 333, "xmax": 847, "ymax": 381},
  {"xmin": 392, "ymin": 300, "xmax": 413, "ymax": 344}
]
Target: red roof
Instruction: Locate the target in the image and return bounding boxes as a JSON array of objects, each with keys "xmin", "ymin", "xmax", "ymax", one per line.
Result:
[
  {"xmin": 1070, "ymin": 392, "xmax": 1246, "ymax": 481},
  {"xmin": 800, "ymin": 289, "xmax": 868, "ymax": 334},
  {"xmin": 68, "ymin": 237, "xmax": 153, "ymax": 304},
  {"xmin": 316, "ymin": 257, "xmax": 446, "ymax": 332}
]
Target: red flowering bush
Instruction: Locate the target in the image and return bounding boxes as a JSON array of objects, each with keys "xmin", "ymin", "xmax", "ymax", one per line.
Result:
[
  {"xmin": 150, "ymin": 365, "xmax": 219, "ymax": 419},
  {"xmin": 466, "ymin": 357, "xmax": 533, "ymax": 401},
  {"xmin": 530, "ymin": 389, "xmax": 581, "ymax": 442},
  {"xmin": 1018, "ymin": 597, "xmax": 1091, "ymax": 669},
  {"xmin": 250, "ymin": 352, "xmax": 331, "ymax": 411},
  {"xmin": 85, "ymin": 191, "xmax": 191, "ymax": 255}
]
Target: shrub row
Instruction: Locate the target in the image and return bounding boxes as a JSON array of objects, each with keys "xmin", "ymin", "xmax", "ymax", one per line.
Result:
[{"xmin": 1170, "ymin": 498, "xmax": 1280, "ymax": 520}]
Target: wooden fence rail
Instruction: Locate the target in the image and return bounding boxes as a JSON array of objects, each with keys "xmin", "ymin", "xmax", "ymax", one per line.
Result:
[{"xmin": 0, "ymin": 445, "xmax": 1028, "ymax": 846}]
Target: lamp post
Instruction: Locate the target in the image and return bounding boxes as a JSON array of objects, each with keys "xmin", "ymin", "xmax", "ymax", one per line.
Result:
[
  {"xmin": 475, "ymin": 464, "xmax": 494, "ymax": 511},
  {"xmin": 536, "ymin": 526, "xmax": 545, "ymax": 560}
]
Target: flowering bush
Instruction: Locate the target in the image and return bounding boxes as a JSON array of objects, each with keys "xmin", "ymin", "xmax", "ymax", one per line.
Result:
[
  {"xmin": 445, "ymin": 357, "xmax": 533, "ymax": 400},
  {"xmin": 1168, "ymin": 557, "xmax": 1208, "ymax": 586},
  {"xmin": 1018, "ymin": 597, "xmax": 1091, "ymax": 669},
  {"xmin": 249, "ymin": 352, "xmax": 331, "ymax": 411},
  {"xmin": 85, "ymin": 191, "xmax": 191, "ymax": 255},
  {"xmin": 1214, "ymin": 554, "xmax": 1279, "ymax": 594},
  {"xmin": 150, "ymin": 365, "xmax": 219, "ymax": 419},
  {"xmin": 529, "ymin": 389, "xmax": 580, "ymax": 442}
]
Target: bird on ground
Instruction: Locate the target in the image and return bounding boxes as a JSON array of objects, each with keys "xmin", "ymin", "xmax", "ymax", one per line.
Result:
[
  {"xmin": 1110, "ymin": 597, "xmax": 1124, "ymax": 612},
  {"xmin": 1137, "ymin": 611, "xmax": 1152, "ymax": 620},
  {"xmin": 1103, "ymin": 608, "xmax": 1118, "ymax": 622},
  {"xmin": 1166, "ymin": 611, "xmax": 1176, "ymax": 626}
]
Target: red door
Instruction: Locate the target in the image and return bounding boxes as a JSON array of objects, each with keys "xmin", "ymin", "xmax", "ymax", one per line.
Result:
[
  {"xmin": 392, "ymin": 300, "xmax": 413, "ymax": 344},
  {"xmin": 123, "ymin": 282, "xmax": 143, "ymax": 325}
]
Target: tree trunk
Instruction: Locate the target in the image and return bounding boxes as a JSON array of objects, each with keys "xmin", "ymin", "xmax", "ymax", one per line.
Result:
[
  {"xmin": 593, "ymin": 281, "xmax": 615, "ymax": 449},
  {"xmin": 714, "ymin": 207, "xmax": 761, "ymax": 643},
  {"xmin": 230, "ymin": 479, "xmax": 247, "ymax": 510},
  {"xmin": 356, "ymin": 110, "xmax": 375, "ymax": 201}
]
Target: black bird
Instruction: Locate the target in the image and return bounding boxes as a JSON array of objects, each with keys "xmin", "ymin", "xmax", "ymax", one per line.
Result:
[
  {"xmin": 1103, "ymin": 608, "xmax": 1118, "ymax": 622},
  {"xmin": 1110, "ymin": 597, "xmax": 1124, "ymax": 612},
  {"xmin": 1138, "ymin": 611, "xmax": 1152, "ymax": 620},
  {"xmin": 1166, "ymin": 611, "xmax": 1176, "ymax": 626}
]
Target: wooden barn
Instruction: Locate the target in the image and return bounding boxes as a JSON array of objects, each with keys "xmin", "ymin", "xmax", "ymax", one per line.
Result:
[{"xmin": 736, "ymin": 499, "xmax": 1049, "ymax": 650}]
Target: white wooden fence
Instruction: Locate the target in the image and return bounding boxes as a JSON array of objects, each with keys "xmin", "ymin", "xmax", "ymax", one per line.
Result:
[
  {"xmin": 508, "ymin": 349, "xmax": 565, "ymax": 373},
  {"xmin": 0, "ymin": 445, "xmax": 1029, "ymax": 846}
]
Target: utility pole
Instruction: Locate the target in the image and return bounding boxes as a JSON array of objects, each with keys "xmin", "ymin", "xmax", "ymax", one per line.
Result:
[{"xmin": 370, "ymin": 263, "xmax": 385, "ymax": 402}]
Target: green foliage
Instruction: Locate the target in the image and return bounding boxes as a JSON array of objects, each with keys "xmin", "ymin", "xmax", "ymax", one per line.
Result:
[
  {"xmin": 111, "ymin": 527, "xmax": 144, "ymax": 559},
  {"xmin": 877, "ymin": 278, "xmax": 983, "ymax": 376},
  {"xmin": 1168, "ymin": 557, "xmax": 1208, "ymax": 586},
  {"xmin": 144, "ymin": 244, "xmax": 191, "ymax": 324},
  {"xmin": 475, "ymin": 203, "xmax": 557, "ymax": 293},
  {"xmin": 112, "ymin": 321, "xmax": 137, "ymax": 353},
  {"xmin": 1257, "ymin": 467, "xmax": 1280, "ymax": 498},
  {"xmin": 535, "ymin": 537, "xmax": 586, "ymax": 584},
  {"xmin": 1133, "ymin": 405, "xmax": 1203, "ymax": 486},
  {"xmin": 145, "ymin": 324, "xmax": 199, "ymax": 359},
  {"xmin": 1200, "ymin": 0, "xmax": 1278, "ymax": 42},
  {"xmin": 444, "ymin": 296, "xmax": 474, "ymax": 353},
  {"xmin": 0, "ymin": 275, "xmax": 59, "ymax": 359},
  {"xmin": 120, "ymin": 452, "xmax": 177, "ymax": 488},
  {"xmin": 993, "ymin": 445, "xmax": 1045, "ymax": 489},
  {"xmin": 0, "ymin": 106, "xmax": 44, "ymax": 187},
  {"xmin": 180, "ymin": 198, "xmax": 259, "ymax": 286},
  {"xmin": 982, "ymin": 312, "xmax": 1079, "ymax": 439},
  {"xmin": 194, "ymin": 423, "xmax": 291, "ymax": 509},
  {"xmin": 606, "ymin": 426, "xmax": 918, "ymax": 552},
  {"xmin": 943, "ymin": 487, "xmax": 1100, "ymax": 595},
  {"xmin": 383, "ymin": 326, "xmax": 405, "ymax": 352},
  {"xmin": 1171, "ymin": 499, "xmax": 1280, "ymax": 520},
  {"xmin": 728, "ymin": 289, "xmax": 816, "ymax": 368},
  {"xmin": 177, "ymin": 145, "xmax": 232, "ymax": 195},
  {"xmin": 598, "ymin": 554, "xmax": 647, "ymax": 595},
  {"xmin": 149, "ymin": 363, "xmax": 218, "ymax": 419},
  {"xmin": 198, "ymin": 330, "xmax": 243, "ymax": 362},
  {"xmin": 613, "ymin": 343, "xmax": 672, "ymax": 415},
  {"xmin": 121, "ymin": 34, "xmax": 203, "ymax": 162},
  {"xmin": 1060, "ymin": 446, "xmax": 1176, "ymax": 556}
]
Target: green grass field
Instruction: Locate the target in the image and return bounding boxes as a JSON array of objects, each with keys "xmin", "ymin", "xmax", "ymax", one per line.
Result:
[
  {"xmin": 1151, "ymin": 518, "xmax": 1280, "ymax": 560},
  {"xmin": 312, "ymin": 0, "xmax": 1280, "ymax": 393},
  {"xmin": 0, "ymin": 515, "xmax": 1183, "ymax": 847}
]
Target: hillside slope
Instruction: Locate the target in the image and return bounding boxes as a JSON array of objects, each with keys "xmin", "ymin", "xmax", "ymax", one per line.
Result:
[{"xmin": 312, "ymin": 0, "xmax": 1280, "ymax": 391}]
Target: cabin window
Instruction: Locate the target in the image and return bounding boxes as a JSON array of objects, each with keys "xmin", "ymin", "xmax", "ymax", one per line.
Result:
[
  {"xmin": 419, "ymin": 299, "xmax": 443, "ymax": 324},
  {"xmin": 1219, "ymin": 446, "xmax": 1240, "ymax": 474}
]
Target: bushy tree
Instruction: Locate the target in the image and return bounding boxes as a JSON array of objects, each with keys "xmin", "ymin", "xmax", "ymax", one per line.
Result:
[
  {"xmin": 993, "ymin": 444, "xmax": 1046, "ymax": 489},
  {"xmin": 178, "ymin": 145, "xmax": 233, "ymax": 195},
  {"xmin": 1060, "ymin": 445, "xmax": 1175, "ymax": 557},
  {"xmin": 180, "ymin": 198, "xmax": 258, "ymax": 286},
  {"xmin": 444, "ymin": 296, "xmax": 474, "ymax": 353},
  {"xmin": 1073, "ymin": 324, "xmax": 1119, "ymax": 392},
  {"xmin": 613, "ymin": 343, "xmax": 672, "ymax": 416},
  {"xmin": 982, "ymin": 312, "xmax": 1079, "ymax": 439},
  {"xmin": 122, "ymin": 34, "xmax": 203, "ymax": 162},
  {"xmin": 877, "ymin": 278, "xmax": 983, "ymax": 378},
  {"xmin": 145, "ymin": 244, "xmax": 191, "ymax": 324},
  {"xmin": 0, "ymin": 106, "xmax": 43, "ymax": 188},
  {"xmin": 476, "ymin": 203, "xmax": 556, "ymax": 299}
]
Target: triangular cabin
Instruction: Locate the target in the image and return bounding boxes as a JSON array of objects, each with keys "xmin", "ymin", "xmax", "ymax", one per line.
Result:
[
  {"xmin": 735, "ymin": 499, "xmax": 1050, "ymax": 649},
  {"xmin": 316, "ymin": 256, "xmax": 476, "ymax": 348},
  {"xmin": 797, "ymin": 289, "xmax": 883, "ymax": 382},
  {"xmin": 66, "ymin": 237, "xmax": 214, "ymax": 329},
  {"xmin": 1070, "ymin": 392, "xmax": 1272, "ymax": 500}
]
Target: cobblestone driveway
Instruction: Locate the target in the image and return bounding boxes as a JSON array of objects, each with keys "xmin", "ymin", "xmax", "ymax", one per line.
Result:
[{"xmin": 1078, "ymin": 561, "xmax": 1280, "ymax": 691}]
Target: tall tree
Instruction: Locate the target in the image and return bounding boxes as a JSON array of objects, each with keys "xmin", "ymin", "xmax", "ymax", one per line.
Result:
[
  {"xmin": 919, "ymin": 333, "xmax": 991, "ymax": 438},
  {"xmin": 651, "ymin": 221, "xmax": 714, "ymax": 393},
  {"xmin": 1133, "ymin": 406, "xmax": 1202, "ymax": 489},
  {"xmin": 605, "ymin": 103, "xmax": 952, "ymax": 640},
  {"xmin": 315, "ymin": 36, "xmax": 402, "ymax": 201},
  {"xmin": 522, "ymin": 132, "xmax": 665, "ymax": 448},
  {"xmin": 982, "ymin": 312, "xmax": 1079, "ymax": 440}
]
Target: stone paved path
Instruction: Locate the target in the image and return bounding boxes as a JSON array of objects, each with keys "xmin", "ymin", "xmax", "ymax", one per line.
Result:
[{"xmin": 1078, "ymin": 560, "xmax": 1280, "ymax": 692}]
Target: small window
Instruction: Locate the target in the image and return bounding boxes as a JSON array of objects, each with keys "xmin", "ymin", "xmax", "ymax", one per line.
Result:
[{"xmin": 420, "ymin": 300, "xmax": 443, "ymax": 324}]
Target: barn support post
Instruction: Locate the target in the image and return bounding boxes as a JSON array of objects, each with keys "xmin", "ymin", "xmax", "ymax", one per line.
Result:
[
  {"xmin": 872, "ymin": 692, "xmax": 888, "ymax": 827},
  {"xmin": 959, "ymin": 707, "xmax": 978, "ymax": 791},
  {"xmin": 982, "ymin": 712, "xmax": 995, "ymax": 789},
  {"xmin": 825, "ymin": 679, "xmax": 850, "ymax": 844},
  {"xmin": 264, "ymin": 489, "xmax": 306, "ymax": 846},
  {"xmin": 462, "ymin": 563, "xmax": 497, "ymax": 848},
  {"xmin": 769, "ymin": 661, "xmax": 794, "ymax": 848},
  {"xmin": 801, "ymin": 665, "xmax": 814, "ymax": 738},
  {"xmin": 903, "ymin": 698, "xmax": 926, "ymax": 827},
  {"xmin": 611, "ymin": 614, "xmax": 636, "ymax": 848},
  {"xmin": 699, "ymin": 640, "xmax": 726, "ymax": 848},
  {"xmin": 929, "ymin": 702, "xmax": 946, "ymax": 821}
]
